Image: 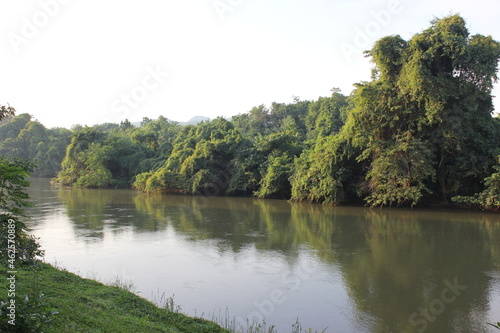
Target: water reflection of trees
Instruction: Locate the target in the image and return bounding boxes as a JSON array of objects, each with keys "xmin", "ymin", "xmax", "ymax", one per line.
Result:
[
  {"xmin": 328, "ymin": 209, "xmax": 500, "ymax": 333},
  {"xmin": 133, "ymin": 194, "xmax": 299, "ymax": 254},
  {"xmin": 41, "ymin": 179, "xmax": 500, "ymax": 332},
  {"xmin": 132, "ymin": 193, "xmax": 500, "ymax": 332},
  {"xmin": 55, "ymin": 186, "xmax": 165, "ymax": 236}
]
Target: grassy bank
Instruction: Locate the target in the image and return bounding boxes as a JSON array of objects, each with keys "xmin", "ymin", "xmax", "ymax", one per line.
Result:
[{"xmin": 5, "ymin": 262, "xmax": 228, "ymax": 333}]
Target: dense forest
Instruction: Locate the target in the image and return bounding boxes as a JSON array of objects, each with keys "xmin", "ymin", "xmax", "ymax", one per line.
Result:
[
  {"xmin": 0, "ymin": 112, "xmax": 72, "ymax": 177},
  {"xmin": 1, "ymin": 15, "xmax": 499, "ymax": 209}
]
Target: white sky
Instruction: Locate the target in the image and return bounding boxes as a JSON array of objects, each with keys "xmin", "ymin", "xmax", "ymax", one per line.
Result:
[{"xmin": 1, "ymin": 0, "xmax": 499, "ymax": 128}]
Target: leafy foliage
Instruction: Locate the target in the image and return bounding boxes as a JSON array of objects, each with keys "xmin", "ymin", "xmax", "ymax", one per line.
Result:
[
  {"xmin": 0, "ymin": 108, "xmax": 43, "ymax": 265},
  {"xmin": 0, "ymin": 156, "xmax": 34, "ymax": 216},
  {"xmin": 0, "ymin": 288, "xmax": 59, "ymax": 333},
  {"xmin": 2, "ymin": 15, "xmax": 499, "ymax": 208},
  {"xmin": 255, "ymin": 152, "xmax": 293, "ymax": 199},
  {"xmin": 290, "ymin": 135, "xmax": 352, "ymax": 204},
  {"xmin": 55, "ymin": 118, "xmax": 181, "ymax": 188},
  {"xmin": 452, "ymin": 156, "xmax": 500, "ymax": 210},
  {"xmin": 337, "ymin": 14, "xmax": 500, "ymax": 206},
  {"xmin": 0, "ymin": 159, "xmax": 43, "ymax": 263},
  {"xmin": 0, "ymin": 113, "xmax": 72, "ymax": 177}
]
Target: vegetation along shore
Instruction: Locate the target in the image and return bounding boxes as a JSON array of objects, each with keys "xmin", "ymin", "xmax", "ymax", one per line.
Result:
[{"xmin": 1, "ymin": 15, "xmax": 498, "ymax": 211}]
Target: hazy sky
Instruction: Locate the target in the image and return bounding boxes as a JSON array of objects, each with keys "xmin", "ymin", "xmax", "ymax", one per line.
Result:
[{"xmin": 1, "ymin": 0, "xmax": 499, "ymax": 128}]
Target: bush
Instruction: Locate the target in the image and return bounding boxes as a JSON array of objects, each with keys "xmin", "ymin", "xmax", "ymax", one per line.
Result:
[
  {"xmin": 0, "ymin": 157, "xmax": 43, "ymax": 264},
  {"xmin": 452, "ymin": 157, "xmax": 500, "ymax": 210}
]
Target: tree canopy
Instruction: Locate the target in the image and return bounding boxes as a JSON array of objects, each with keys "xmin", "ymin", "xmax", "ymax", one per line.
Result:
[{"xmin": 0, "ymin": 113, "xmax": 72, "ymax": 177}]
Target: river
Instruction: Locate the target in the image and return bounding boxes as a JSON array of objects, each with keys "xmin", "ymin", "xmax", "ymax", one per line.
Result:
[{"xmin": 26, "ymin": 178, "xmax": 500, "ymax": 333}]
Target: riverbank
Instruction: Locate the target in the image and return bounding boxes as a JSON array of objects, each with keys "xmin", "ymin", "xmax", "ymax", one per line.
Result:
[
  {"xmin": 8, "ymin": 262, "xmax": 228, "ymax": 333},
  {"xmin": 48, "ymin": 176, "xmax": 500, "ymax": 213}
]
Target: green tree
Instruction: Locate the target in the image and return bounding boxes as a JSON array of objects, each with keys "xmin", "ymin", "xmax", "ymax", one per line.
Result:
[
  {"xmin": 0, "ymin": 111, "xmax": 30, "ymax": 141},
  {"xmin": 345, "ymin": 15, "xmax": 500, "ymax": 206},
  {"xmin": 0, "ymin": 114, "xmax": 72, "ymax": 177},
  {"xmin": 130, "ymin": 116, "xmax": 181, "ymax": 172},
  {"xmin": 56, "ymin": 123, "xmax": 161, "ymax": 188},
  {"xmin": 56, "ymin": 127, "xmax": 107, "ymax": 186},
  {"xmin": 178, "ymin": 118, "xmax": 243, "ymax": 195},
  {"xmin": 226, "ymin": 137, "xmax": 261, "ymax": 195},
  {"xmin": 269, "ymin": 98, "xmax": 310, "ymax": 136},
  {"xmin": 134, "ymin": 118, "xmax": 243, "ymax": 195},
  {"xmin": 305, "ymin": 88, "xmax": 348, "ymax": 140},
  {"xmin": 0, "ymin": 106, "xmax": 42, "ymax": 264},
  {"xmin": 74, "ymin": 142, "xmax": 114, "ymax": 188},
  {"xmin": 290, "ymin": 134, "xmax": 354, "ymax": 204},
  {"xmin": 255, "ymin": 152, "xmax": 293, "ymax": 198},
  {"xmin": 254, "ymin": 128, "xmax": 304, "ymax": 198},
  {"xmin": 453, "ymin": 155, "xmax": 500, "ymax": 210}
]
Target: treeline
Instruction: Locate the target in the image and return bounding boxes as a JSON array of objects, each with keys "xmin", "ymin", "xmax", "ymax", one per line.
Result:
[
  {"xmin": 1, "ymin": 15, "xmax": 499, "ymax": 209},
  {"xmin": 0, "ymin": 113, "xmax": 72, "ymax": 177}
]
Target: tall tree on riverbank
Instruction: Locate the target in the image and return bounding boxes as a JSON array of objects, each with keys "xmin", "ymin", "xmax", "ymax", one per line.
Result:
[{"xmin": 341, "ymin": 15, "xmax": 500, "ymax": 206}]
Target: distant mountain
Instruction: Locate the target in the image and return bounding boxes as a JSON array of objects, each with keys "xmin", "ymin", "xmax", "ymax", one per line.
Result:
[
  {"xmin": 179, "ymin": 116, "xmax": 211, "ymax": 125},
  {"xmin": 131, "ymin": 116, "xmax": 211, "ymax": 127}
]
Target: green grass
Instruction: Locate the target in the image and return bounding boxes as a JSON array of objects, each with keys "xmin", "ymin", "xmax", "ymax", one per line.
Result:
[{"xmin": 7, "ymin": 262, "xmax": 229, "ymax": 333}]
